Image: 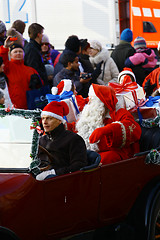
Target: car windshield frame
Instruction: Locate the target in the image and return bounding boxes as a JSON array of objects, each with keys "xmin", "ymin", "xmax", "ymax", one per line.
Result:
[{"xmin": 0, "ymin": 108, "xmax": 41, "ymax": 171}]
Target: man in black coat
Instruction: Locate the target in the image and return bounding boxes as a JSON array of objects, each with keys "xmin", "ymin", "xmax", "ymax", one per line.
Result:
[
  {"xmin": 24, "ymin": 23, "xmax": 48, "ymax": 85},
  {"xmin": 36, "ymin": 101, "xmax": 87, "ymax": 180},
  {"xmin": 111, "ymin": 28, "xmax": 135, "ymax": 72}
]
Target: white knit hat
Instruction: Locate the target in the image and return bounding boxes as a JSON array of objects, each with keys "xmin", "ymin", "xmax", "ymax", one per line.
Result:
[
  {"xmin": 42, "ymin": 34, "xmax": 50, "ymax": 43},
  {"xmin": 89, "ymin": 40, "xmax": 102, "ymax": 52}
]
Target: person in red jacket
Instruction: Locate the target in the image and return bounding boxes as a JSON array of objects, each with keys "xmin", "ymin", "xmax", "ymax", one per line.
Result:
[
  {"xmin": 76, "ymin": 83, "xmax": 142, "ymax": 164},
  {"xmin": 0, "ymin": 36, "xmax": 41, "ymax": 109}
]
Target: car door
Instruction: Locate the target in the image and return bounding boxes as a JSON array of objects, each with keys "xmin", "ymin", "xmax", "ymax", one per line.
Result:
[{"xmin": 43, "ymin": 168, "xmax": 101, "ymax": 238}]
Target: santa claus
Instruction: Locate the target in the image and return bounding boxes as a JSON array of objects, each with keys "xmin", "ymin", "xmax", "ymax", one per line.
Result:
[{"xmin": 76, "ymin": 84, "xmax": 142, "ymax": 164}]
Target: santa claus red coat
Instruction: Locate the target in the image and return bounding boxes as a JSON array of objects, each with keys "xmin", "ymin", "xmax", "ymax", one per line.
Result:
[{"xmin": 77, "ymin": 84, "xmax": 142, "ymax": 164}]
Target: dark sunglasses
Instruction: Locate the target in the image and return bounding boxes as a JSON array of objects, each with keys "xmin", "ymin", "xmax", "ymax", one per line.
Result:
[{"xmin": 41, "ymin": 43, "xmax": 49, "ymax": 46}]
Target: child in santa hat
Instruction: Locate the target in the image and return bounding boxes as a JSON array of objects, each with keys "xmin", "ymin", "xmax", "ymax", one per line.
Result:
[
  {"xmin": 76, "ymin": 83, "xmax": 141, "ymax": 164},
  {"xmin": 36, "ymin": 100, "xmax": 87, "ymax": 180},
  {"xmin": 46, "ymin": 79, "xmax": 89, "ymax": 124},
  {"xmin": 118, "ymin": 67, "xmax": 136, "ymax": 84}
]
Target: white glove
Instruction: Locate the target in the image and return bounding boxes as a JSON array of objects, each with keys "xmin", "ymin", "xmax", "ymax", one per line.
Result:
[{"xmin": 36, "ymin": 169, "xmax": 56, "ymax": 180}]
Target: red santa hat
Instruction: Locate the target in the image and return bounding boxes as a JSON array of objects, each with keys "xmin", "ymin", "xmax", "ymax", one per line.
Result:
[
  {"xmin": 89, "ymin": 84, "xmax": 118, "ymax": 114},
  {"xmin": 118, "ymin": 67, "xmax": 136, "ymax": 82},
  {"xmin": 41, "ymin": 101, "xmax": 69, "ymax": 123},
  {"xmin": 52, "ymin": 80, "xmax": 72, "ymax": 95}
]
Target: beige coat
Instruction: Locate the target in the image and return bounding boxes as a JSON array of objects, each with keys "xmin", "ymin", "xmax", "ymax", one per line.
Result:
[{"xmin": 90, "ymin": 48, "xmax": 119, "ymax": 85}]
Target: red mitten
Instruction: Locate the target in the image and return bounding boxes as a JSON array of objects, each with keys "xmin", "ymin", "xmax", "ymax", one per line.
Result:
[{"xmin": 89, "ymin": 125, "xmax": 113, "ymax": 143}]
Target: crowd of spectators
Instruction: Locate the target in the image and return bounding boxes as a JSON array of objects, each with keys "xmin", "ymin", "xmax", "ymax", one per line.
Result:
[
  {"xmin": 0, "ymin": 19, "xmax": 159, "ymax": 174},
  {"xmin": 0, "ymin": 20, "xmax": 159, "ymax": 110}
]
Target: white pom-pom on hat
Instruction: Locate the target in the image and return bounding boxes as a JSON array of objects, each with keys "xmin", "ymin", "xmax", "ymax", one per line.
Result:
[{"xmin": 51, "ymin": 79, "xmax": 72, "ymax": 95}]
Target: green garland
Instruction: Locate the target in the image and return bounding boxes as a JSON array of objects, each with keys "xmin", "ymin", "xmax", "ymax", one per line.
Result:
[
  {"xmin": 0, "ymin": 108, "xmax": 42, "ymax": 161},
  {"xmin": 141, "ymin": 115, "xmax": 160, "ymax": 128},
  {"xmin": 0, "ymin": 108, "xmax": 41, "ymax": 119},
  {"xmin": 146, "ymin": 149, "xmax": 160, "ymax": 165}
]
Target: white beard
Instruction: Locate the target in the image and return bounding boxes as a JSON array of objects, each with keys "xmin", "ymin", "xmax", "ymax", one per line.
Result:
[{"xmin": 76, "ymin": 96, "xmax": 105, "ymax": 151}]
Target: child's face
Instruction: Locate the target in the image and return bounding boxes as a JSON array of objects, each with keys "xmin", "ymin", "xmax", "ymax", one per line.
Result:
[
  {"xmin": 47, "ymin": 74, "xmax": 53, "ymax": 81},
  {"xmin": 0, "ymin": 63, "xmax": 4, "ymax": 73},
  {"xmin": 0, "ymin": 97, "xmax": 4, "ymax": 104}
]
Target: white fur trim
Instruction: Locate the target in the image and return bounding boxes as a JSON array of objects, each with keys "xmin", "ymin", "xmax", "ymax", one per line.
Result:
[
  {"xmin": 51, "ymin": 87, "xmax": 58, "ymax": 95},
  {"xmin": 60, "ymin": 79, "xmax": 72, "ymax": 94},
  {"xmin": 36, "ymin": 169, "xmax": 56, "ymax": 180},
  {"xmin": 118, "ymin": 71, "xmax": 136, "ymax": 82},
  {"xmin": 41, "ymin": 111, "xmax": 64, "ymax": 122},
  {"xmin": 112, "ymin": 121, "xmax": 126, "ymax": 148},
  {"xmin": 88, "ymin": 85, "xmax": 96, "ymax": 97}
]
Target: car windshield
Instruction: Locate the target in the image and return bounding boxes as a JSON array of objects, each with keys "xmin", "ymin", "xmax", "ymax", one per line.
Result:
[{"xmin": 0, "ymin": 109, "xmax": 41, "ymax": 168}]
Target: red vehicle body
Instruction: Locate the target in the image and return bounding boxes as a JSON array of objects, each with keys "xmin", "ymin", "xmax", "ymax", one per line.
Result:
[{"xmin": 0, "ymin": 109, "xmax": 160, "ymax": 240}]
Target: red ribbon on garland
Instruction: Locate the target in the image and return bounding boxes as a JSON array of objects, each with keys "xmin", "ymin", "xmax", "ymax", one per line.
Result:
[{"xmin": 30, "ymin": 122, "xmax": 43, "ymax": 134}]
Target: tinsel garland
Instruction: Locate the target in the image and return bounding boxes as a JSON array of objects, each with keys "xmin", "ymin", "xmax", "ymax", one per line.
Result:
[
  {"xmin": 140, "ymin": 115, "xmax": 160, "ymax": 128},
  {"xmin": 146, "ymin": 149, "xmax": 160, "ymax": 165},
  {"xmin": 0, "ymin": 108, "xmax": 41, "ymax": 119},
  {"xmin": 0, "ymin": 108, "xmax": 42, "ymax": 161}
]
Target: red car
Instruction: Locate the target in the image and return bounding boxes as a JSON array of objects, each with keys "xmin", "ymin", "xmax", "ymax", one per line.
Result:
[{"xmin": 0, "ymin": 109, "xmax": 160, "ymax": 240}]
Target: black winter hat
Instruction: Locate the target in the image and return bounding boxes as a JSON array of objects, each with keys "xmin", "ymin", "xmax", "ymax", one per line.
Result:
[
  {"xmin": 0, "ymin": 56, "xmax": 3, "ymax": 66},
  {"xmin": 65, "ymin": 35, "xmax": 81, "ymax": 53},
  {"xmin": 80, "ymin": 39, "xmax": 90, "ymax": 50},
  {"xmin": 10, "ymin": 43, "xmax": 24, "ymax": 52}
]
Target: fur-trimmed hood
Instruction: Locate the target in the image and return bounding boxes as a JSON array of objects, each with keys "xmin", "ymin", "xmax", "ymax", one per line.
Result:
[{"xmin": 89, "ymin": 48, "xmax": 109, "ymax": 65}]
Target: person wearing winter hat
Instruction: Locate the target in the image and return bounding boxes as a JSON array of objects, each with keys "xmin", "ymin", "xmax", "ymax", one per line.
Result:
[
  {"xmin": 36, "ymin": 100, "xmax": 87, "ymax": 180},
  {"xmin": 118, "ymin": 67, "xmax": 136, "ymax": 84},
  {"xmin": 89, "ymin": 40, "xmax": 102, "ymax": 55},
  {"xmin": 89, "ymin": 39, "xmax": 119, "ymax": 86},
  {"xmin": 76, "ymin": 83, "xmax": 141, "ymax": 165},
  {"xmin": 120, "ymin": 28, "xmax": 133, "ymax": 43},
  {"xmin": 0, "ymin": 35, "xmax": 42, "ymax": 109},
  {"xmin": 53, "ymin": 35, "xmax": 81, "ymax": 77},
  {"xmin": 41, "ymin": 34, "xmax": 51, "ymax": 65},
  {"xmin": 125, "ymin": 36, "xmax": 157, "ymax": 86},
  {"xmin": 41, "ymin": 34, "xmax": 60, "ymax": 66},
  {"xmin": 133, "ymin": 36, "xmax": 147, "ymax": 50},
  {"xmin": 49, "ymin": 79, "xmax": 89, "ymax": 123},
  {"xmin": 0, "ymin": 20, "xmax": 6, "ymax": 46},
  {"xmin": 7, "ymin": 27, "xmax": 24, "ymax": 47},
  {"xmin": 111, "ymin": 28, "xmax": 135, "ymax": 72}
]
